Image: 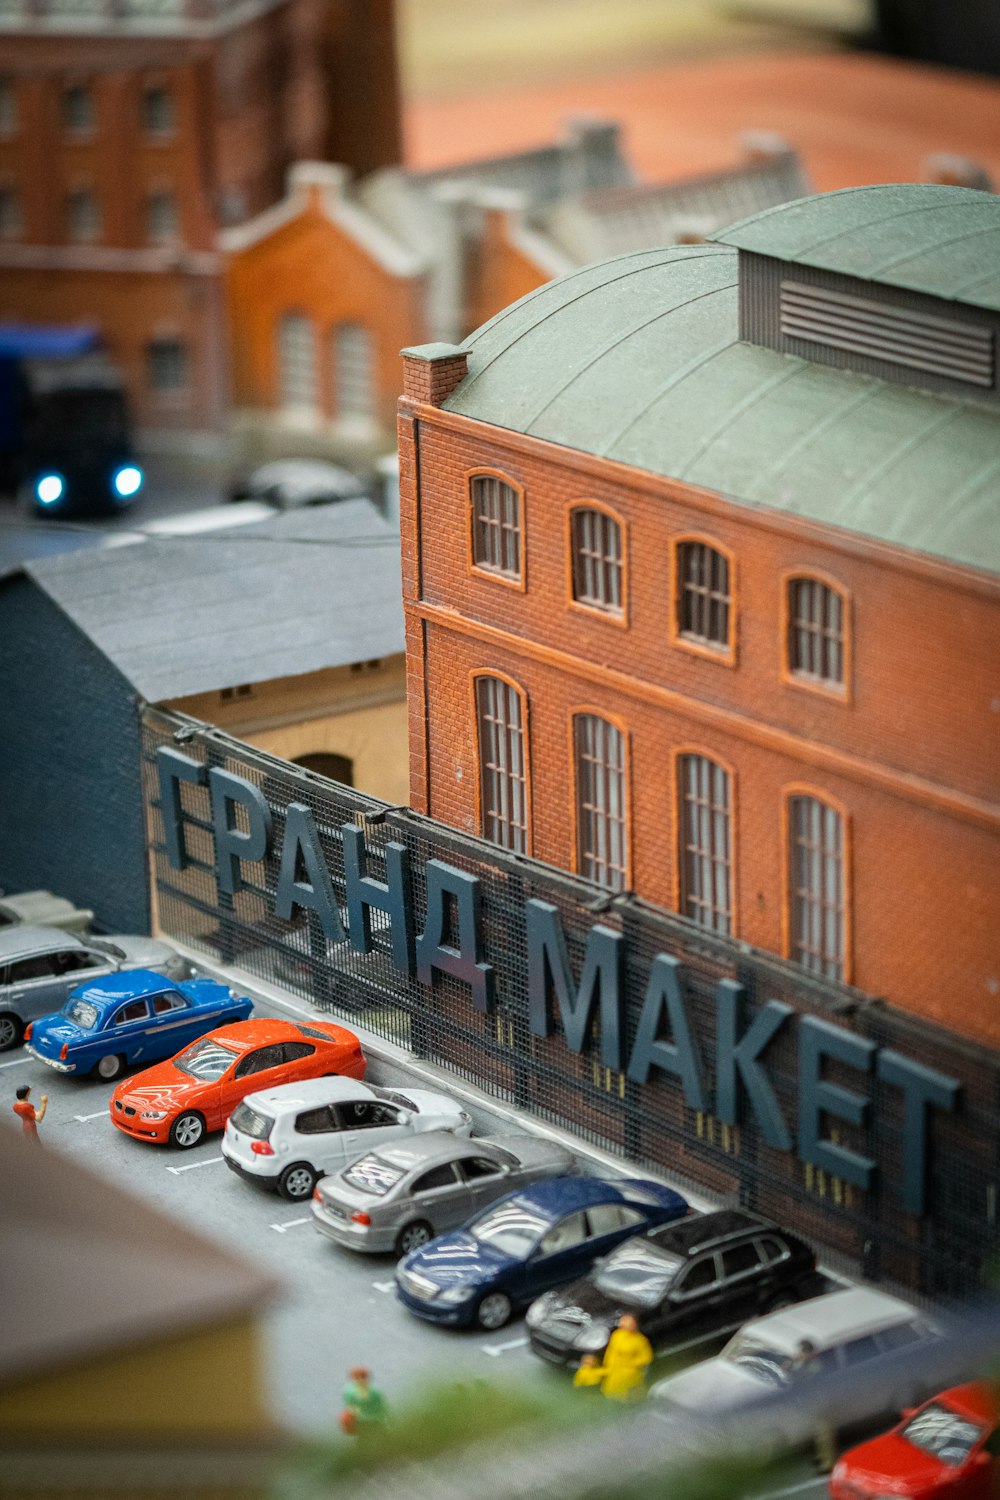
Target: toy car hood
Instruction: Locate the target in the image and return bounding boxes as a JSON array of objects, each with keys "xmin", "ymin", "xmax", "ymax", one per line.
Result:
[
  {"xmin": 834, "ymin": 1431, "xmax": 957, "ymax": 1493},
  {"xmin": 402, "ymin": 1230, "xmax": 514, "ymax": 1287},
  {"xmin": 650, "ymin": 1354, "xmax": 771, "ymax": 1413}
]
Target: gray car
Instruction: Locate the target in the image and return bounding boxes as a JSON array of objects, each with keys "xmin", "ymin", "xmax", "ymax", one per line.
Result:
[
  {"xmin": 0, "ymin": 926, "xmax": 188, "ymax": 1049},
  {"xmin": 311, "ymin": 1131, "xmax": 577, "ymax": 1258},
  {"xmin": 0, "ymin": 889, "xmax": 94, "ymax": 934}
]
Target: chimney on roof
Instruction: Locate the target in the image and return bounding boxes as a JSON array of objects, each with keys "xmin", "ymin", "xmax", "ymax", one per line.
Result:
[
  {"xmin": 739, "ymin": 130, "xmax": 793, "ymax": 164},
  {"xmin": 923, "ymin": 154, "xmax": 995, "ymax": 191},
  {"xmin": 400, "ymin": 343, "xmax": 469, "ymax": 406}
]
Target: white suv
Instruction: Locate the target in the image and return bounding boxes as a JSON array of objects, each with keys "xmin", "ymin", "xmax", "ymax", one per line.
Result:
[{"xmin": 222, "ymin": 1076, "xmax": 474, "ymax": 1200}]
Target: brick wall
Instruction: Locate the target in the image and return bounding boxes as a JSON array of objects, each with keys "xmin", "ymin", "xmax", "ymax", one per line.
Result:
[{"xmin": 399, "ymin": 400, "xmax": 1000, "ymax": 1046}]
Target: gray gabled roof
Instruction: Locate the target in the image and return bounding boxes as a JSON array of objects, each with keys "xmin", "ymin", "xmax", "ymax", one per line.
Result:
[
  {"xmin": 19, "ymin": 500, "xmax": 405, "ymax": 702},
  {"xmin": 537, "ymin": 145, "xmax": 809, "ymax": 265},
  {"xmin": 442, "ymin": 242, "xmax": 1000, "ymax": 577},
  {"xmin": 712, "ymin": 183, "xmax": 1000, "ymax": 311}
]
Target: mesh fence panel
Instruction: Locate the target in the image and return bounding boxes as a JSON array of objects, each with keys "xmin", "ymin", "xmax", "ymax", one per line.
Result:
[{"xmin": 142, "ymin": 707, "xmax": 999, "ymax": 1302}]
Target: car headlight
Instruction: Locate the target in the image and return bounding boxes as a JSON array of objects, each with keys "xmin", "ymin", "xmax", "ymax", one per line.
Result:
[
  {"xmin": 576, "ymin": 1324, "xmax": 611, "ymax": 1352},
  {"xmin": 140, "ymin": 1110, "xmax": 168, "ymax": 1120},
  {"xmin": 437, "ymin": 1283, "xmax": 477, "ymax": 1305},
  {"xmin": 458, "ymin": 1110, "xmax": 473, "ymax": 1125},
  {"xmin": 525, "ymin": 1294, "xmax": 556, "ymax": 1328}
]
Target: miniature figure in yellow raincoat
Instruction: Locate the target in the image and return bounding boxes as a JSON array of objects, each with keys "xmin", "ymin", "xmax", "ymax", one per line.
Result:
[{"xmin": 597, "ymin": 1314, "xmax": 653, "ymax": 1400}]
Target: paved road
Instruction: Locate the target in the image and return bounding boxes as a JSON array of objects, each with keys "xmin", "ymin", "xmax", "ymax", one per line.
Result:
[{"xmin": 5, "ymin": 983, "xmax": 597, "ymax": 1434}]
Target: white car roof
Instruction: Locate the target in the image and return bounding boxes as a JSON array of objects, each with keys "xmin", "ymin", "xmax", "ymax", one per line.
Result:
[
  {"xmin": 733, "ymin": 1286, "xmax": 926, "ymax": 1355},
  {"xmin": 242, "ymin": 1076, "xmax": 376, "ymax": 1115}
]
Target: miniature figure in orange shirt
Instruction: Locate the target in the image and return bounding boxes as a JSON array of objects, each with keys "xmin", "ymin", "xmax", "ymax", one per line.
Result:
[
  {"xmin": 598, "ymin": 1313, "xmax": 654, "ymax": 1401},
  {"xmin": 13, "ymin": 1083, "xmax": 47, "ymax": 1141}
]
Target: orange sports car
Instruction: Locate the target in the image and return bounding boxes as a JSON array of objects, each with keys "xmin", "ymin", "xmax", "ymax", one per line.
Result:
[{"xmin": 109, "ymin": 1016, "xmax": 366, "ymax": 1149}]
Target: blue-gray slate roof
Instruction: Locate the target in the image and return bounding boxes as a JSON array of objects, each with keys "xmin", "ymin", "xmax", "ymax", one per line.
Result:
[
  {"xmin": 18, "ymin": 500, "xmax": 405, "ymax": 702},
  {"xmin": 712, "ymin": 182, "xmax": 1000, "ymax": 311},
  {"xmin": 442, "ymin": 238, "xmax": 1000, "ymax": 577}
]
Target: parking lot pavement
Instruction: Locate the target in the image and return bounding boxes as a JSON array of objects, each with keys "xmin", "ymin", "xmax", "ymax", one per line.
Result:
[{"xmin": 5, "ymin": 989, "xmax": 599, "ymax": 1435}]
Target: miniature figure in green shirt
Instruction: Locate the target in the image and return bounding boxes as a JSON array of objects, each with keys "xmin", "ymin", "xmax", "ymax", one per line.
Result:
[{"xmin": 340, "ymin": 1367, "xmax": 388, "ymax": 1434}]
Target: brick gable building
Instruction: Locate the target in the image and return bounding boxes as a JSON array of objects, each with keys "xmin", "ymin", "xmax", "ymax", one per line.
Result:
[{"xmin": 399, "ymin": 183, "xmax": 1000, "ymax": 1048}]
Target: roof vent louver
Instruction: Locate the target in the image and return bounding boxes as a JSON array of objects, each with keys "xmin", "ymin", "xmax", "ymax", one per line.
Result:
[{"xmin": 780, "ymin": 279, "xmax": 995, "ymax": 390}]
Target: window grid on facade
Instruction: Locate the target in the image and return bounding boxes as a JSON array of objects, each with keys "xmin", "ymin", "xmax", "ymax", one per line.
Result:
[
  {"xmin": 0, "ymin": 78, "xmax": 16, "ymax": 135},
  {"xmin": 332, "ymin": 322, "xmax": 374, "ymax": 419},
  {"xmin": 0, "ymin": 186, "xmax": 20, "ymax": 239},
  {"xmin": 571, "ymin": 508, "xmax": 623, "ymax": 614},
  {"xmin": 67, "ymin": 188, "xmax": 100, "ymax": 241},
  {"xmin": 471, "ymin": 475, "xmax": 521, "ymax": 579},
  {"xmin": 277, "ymin": 313, "xmax": 317, "ymax": 411},
  {"xmin": 63, "ymin": 84, "xmax": 95, "ymax": 134},
  {"xmin": 574, "ymin": 714, "xmax": 627, "ymax": 891},
  {"xmin": 789, "ymin": 578, "xmax": 844, "ymax": 686},
  {"xmin": 147, "ymin": 338, "xmax": 187, "ymax": 392},
  {"xmin": 677, "ymin": 541, "xmax": 730, "ymax": 648},
  {"xmin": 789, "ymin": 796, "xmax": 845, "ymax": 981},
  {"xmin": 475, "ymin": 676, "xmax": 527, "ymax": 854},
  {"xmin": 147, "ymin": 190, "xmax": 178, "ymax": 243},
  {"xmin": 678, "ymin": 755, "xmax": 732, "ymax": 934},
  {"xmin": 142, "ymin": 86, "xmax": 174, "ymax": 135}
]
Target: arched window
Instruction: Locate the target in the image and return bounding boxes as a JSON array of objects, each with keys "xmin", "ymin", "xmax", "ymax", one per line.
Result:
[
  {"xmin": 332, "ymin": 322, "xmax": 374, "ymax": 419},
  {"xmin": 574, "ymin": 714, "xmax": 627, "ymax": 890},
  {"xmin": 293, "ymin": 753, "xmax": 354, "ymax": 787},
  {"xmin": 676, "ymin": 540, "xmax": 731, "ymax": 652},
  {"xmin": 788, "ymin": 795, "xmax": 847, "ymax": 981},
  {"xmin": 277, "ymin": 313, "xmax": 317, "ymax": 412},
  {"xmin": 475, "ymin": 676, "xmax": 527, "ymax": 853},
  {"xmin": 677, "ymin": 754, "xmax": 732, "ymax": 934},
  {"xmin": 787, "ymin": 577, "xmax": 845, "ymax": 688},
  {"xmin": 570, "ymin": 507, "xmax": 623, "ymax": 615},
  {"xmin": 470, "ymin": 473, "xmax": 522, "ymax": 580}
]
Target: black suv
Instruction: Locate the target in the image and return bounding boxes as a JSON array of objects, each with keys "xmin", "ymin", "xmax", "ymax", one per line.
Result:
[{"xmin": 525, "ymin": 1209, "xmax": 824, "ymax": 1368}]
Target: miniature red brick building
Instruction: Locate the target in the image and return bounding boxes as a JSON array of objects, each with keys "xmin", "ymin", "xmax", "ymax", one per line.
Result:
[
  {"xmin": 0, "ymin": 0, "xmax": 401, "ymax": 441},
  {"xmin": 399, "ymin": 183, "xmax": 1000, "ymax": 1048}
]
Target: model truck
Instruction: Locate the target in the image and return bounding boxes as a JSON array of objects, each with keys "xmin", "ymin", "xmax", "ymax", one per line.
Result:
[{"xmin": 0, "ymin": 322, "xmax": 143, "ymax": 515}]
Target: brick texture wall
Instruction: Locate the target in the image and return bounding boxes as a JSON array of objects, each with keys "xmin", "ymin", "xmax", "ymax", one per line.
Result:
[{"xmin": 399, "ymin": 397, "xmax": 1000, "ymax": 1046}]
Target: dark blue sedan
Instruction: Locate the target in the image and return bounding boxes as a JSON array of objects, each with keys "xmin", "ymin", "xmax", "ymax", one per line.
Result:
[
  {"xmin": 395, "ymin": 1176, "xmax": 689, "ymax": 1331},
  {"xmin": 24, "ymin": 970, "xmax": 253, "ymax": 1082}
]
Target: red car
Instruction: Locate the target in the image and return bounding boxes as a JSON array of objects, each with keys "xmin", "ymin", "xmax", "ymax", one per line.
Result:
[
  {"xmin": 109, "ymin": 1017, "xmax": 366, "ymax": 1149},
  {"xmin": 829, "ymin": 1383, "xmax": 1000, "ymax": 1500}
]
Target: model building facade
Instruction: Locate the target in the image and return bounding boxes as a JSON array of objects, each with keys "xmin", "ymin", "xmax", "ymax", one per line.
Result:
[
  {"xmin": 399, "ymin": 184, "xmax": 1000, "ymax": 1048},
  {"xmin": 0, "ymin": 0, "xmax": 400, "ymax": 439}
]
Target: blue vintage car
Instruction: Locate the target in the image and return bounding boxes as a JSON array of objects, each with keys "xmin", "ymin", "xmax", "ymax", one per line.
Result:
[
  {"xmin": 395, "ymin": 1175, "xmax": 690, "ymax": 1331},
  {"xmin": 25, "ymin": 969, "xmax": 253, "ymax": 1081}
]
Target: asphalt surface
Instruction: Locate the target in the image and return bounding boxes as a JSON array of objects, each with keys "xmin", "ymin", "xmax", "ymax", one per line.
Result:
[{"xmin": 4, "ymin": 964, "xmax": 829, "ymax": 1495}]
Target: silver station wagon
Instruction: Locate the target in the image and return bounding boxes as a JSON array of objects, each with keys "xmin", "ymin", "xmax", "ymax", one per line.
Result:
[
  {"xmin": 0, "ymin": 927, "xmax": 188, "ymax": 1049},
  {"xmin": 311, "ymin": 1131, "xmax": 578, "ymax": 1258}
]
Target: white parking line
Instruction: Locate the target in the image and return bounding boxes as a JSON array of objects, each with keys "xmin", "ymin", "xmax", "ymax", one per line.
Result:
[
  {"xmin": 481, "ymin": 1335, "xmax": 529, "ymax": 1357},
  {"xmin": 0, "ymin": 1055, "xmax": 30, "ymax": 1068},
  {"xmin": 372, "ymin": 1280, "xmax": 396, "ymax": 1293},
  {"xmin": 73, "ymin": 1110, "xmax": 108, "ymax": 1122},
  {"xmin": 166, "ymin": 1156, "xmax": 226, "ymax": 1175},
  {"xmin": 766, "ymin": 1481, "xmax": 824, "ymax": 1497},
  {"xmin": 270, "ymin": 1217, "xmax": 312, "ymax": 1233}
]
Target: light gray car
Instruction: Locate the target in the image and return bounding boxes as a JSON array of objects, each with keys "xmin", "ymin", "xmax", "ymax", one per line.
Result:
[
  {"xmin": 0, "ymin": 889, "xmax": 94, "ymax": 934},
  {"xmin": 311, "ymin": 1131, "xmax": 578, "ymax": 1258},
  {"xmin": 0, "ymin": 926, "xmax": 188, "ymax": 1049}
]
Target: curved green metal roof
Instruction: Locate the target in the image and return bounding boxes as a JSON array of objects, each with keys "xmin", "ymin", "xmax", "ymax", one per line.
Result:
[
  {"xmin": 443, "ymin": 242, "xmax": 1000, "ymax": 577},
  {"xmin": 710, "ymin": 183, "xmax": 1000, "ymax": 311}
]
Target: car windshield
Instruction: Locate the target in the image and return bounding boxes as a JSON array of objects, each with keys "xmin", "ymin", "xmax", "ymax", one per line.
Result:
[
  {"xmin": 86, "ymin": 937, "xmax": 126, "ymax": 961},
  {"xmin": 593, "ymin": 1244, "xmax": 684, "ymax": 1306},
  {"xmin": 343, "ymin": 1154, "xmax": 406, "ymax": 1196},
  {"xmin": 469, "ymin": 1200, "xmax": 549, "ymax": 1257},
  {"xmin": 174, "ymin": 1038, "xmax": 238, "ymax": 1081},
  {"xmin": 63, "ymin": 997, "xmax": 99, "ymax": 1029},
  {"xmin": 902, "ymin": 1404, "xmax": 984, "ymax": 1467},
  {"xmin": 723, "ymin": 1332, "xmax": 796, "ymax": 1386},
  {"xmin": 380, "ymin": 1088, "xmax": 418, "ymax": 1112}
]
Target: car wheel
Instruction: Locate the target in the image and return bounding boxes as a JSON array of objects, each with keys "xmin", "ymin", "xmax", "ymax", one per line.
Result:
[
  {"xmin": 93, "ymin": 1053, "xmax": 125, "ymax": 1081},
  {"xmin": 395, "ymin": 1221, "xmax": 432, "ymax": 1258},
  {"xmin": 170, "ymin": 1111, "xmax": 206, "ymax": 1149},
  {"xmin": 476, "ymin": 1292, "xmax": 513, "ymax": 1331},
  {"xmin": 0, "ymin": 1013, "xmax": 24, "ymax": 1050},
  {"xmin": 278, "ymin": 1162, "xmax": 319, "ymax": 1201}
]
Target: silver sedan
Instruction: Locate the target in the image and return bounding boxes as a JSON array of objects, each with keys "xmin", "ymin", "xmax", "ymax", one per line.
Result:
[{"xmin": 312, "ymin": 1131, "xmax": 577, "ymax": 1258}]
